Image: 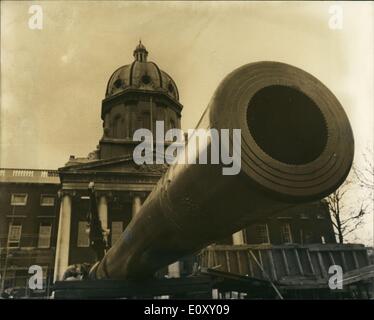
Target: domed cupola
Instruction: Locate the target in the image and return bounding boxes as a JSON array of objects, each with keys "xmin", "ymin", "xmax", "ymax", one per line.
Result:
[
  {"xmin": 99, "ymin": 42, "xmax": 183, "ymax": 160},
  {"xmin": 105, "ymin": 41, "xmax": 179, "ymax": 101}
]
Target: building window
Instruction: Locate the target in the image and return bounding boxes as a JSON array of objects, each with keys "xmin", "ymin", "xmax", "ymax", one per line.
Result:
[
  {"xmin": 254, "ymin": 224, "xmax": 270, "ymax": 244},
  {"xmin": 113, "ymin": 115, "xmax": 125, "ymax": 138},
  {"xmin": 11, "ymin": 193, "xmax": 28, "ymax": 206},
  {"xmin": 111, "ymin": 221, "xmax": 123, "ymax": 245},
  {"xmin": 113, "ymin": 78, "xmax": 123, "ymax": 89},
  {"xmin": 40, "ymin": 195, "xmax": 55, "ymax": 206},
  {"xmin": 281, "ymin": 223, "xmax": 293, "ymax": 244},
  {"xmin": 142, "ymin": 112, "xmax": 151, "ymax": 130},
  {"xmin": 38, "ymin": 224, "xmax": 52, "ymax": 248},
  {"xmin": 169, "ymin": 119, "xmax": 176, "ymax": 130},
  {"xmin": 77, "ymin": 221, "xmax": 90, "ymax": 248},
  {"xmin": 141, "ymin": 75, "xmax": 151, "ymax": 85},
  {"xmin": 8, "ymin": 223, "xmax": 22, "ymax": 248}
]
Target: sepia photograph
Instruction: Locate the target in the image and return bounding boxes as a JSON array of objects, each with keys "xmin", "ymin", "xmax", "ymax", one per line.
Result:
[{"xmin": 0, "ymin": 0, "xmax": 373, "ymax": 310}]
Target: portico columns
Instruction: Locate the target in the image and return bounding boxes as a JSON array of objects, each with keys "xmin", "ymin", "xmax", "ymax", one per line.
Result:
[
  {"xmin": 98, "ymin": 195, "xmax": 109, "ymax": 242},
  {"xmin": 132, "ymin": 194, "xmax": 142, "ymax": 217},
  {"xmin": 54, "ymin": 192, "xmax": 72, "ymax": 281}
]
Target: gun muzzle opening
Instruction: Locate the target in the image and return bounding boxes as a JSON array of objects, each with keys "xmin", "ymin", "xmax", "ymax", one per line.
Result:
[{"xmin": 247, "ymin": 85, "xmax": 328, "ymax": 166}]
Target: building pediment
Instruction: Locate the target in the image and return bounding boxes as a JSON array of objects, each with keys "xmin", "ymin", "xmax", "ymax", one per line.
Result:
[{"xmin": 59, "ymin": 156, "xmax": 168, "ymax": 176}]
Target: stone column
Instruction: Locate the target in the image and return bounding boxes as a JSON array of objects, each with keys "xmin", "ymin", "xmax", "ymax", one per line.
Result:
[
  {"xmin": 53, "ymin": 192, "xmax": 72, "ymax": 281},
  {"xmin": 98, "ymin": 195, "xmax": 109, "ymax": 242},
  {"xmin": 132, "ymin": 195, "xmax": 142, "ymax": 218},
  {"xmin": 232, "ymin": 230, "xmax": 245, "ymax": 245}
]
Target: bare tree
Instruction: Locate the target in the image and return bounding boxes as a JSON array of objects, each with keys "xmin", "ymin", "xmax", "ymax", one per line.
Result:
[
  {"xmin": 353, "ymin": 148, "xmax": 374, "ymax": 191},
  {"xmin": 326, "ymin": 182, "xmax": 368, "ymax": 244},
  {"xmin": 326, "ymin": 148, "xmax": 373, "ymax": 244}
]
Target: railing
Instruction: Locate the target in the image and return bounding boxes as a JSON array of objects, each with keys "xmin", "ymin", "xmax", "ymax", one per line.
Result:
[
  {"xmin": 198, "ymin": 243, "xmax": 370, "ymax": 286},
  {"xmin": 0, "ymin": 168, "xmax": 60, "ymax": 183}
]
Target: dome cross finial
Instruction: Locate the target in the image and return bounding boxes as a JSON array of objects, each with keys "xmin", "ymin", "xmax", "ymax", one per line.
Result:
[{"xmin": 133, "ymin": 40, "xmax": 148, "ymax": 62}]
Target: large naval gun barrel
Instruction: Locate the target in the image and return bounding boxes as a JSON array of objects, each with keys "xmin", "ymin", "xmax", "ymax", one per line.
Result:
[{"xmin": 90, "ymin": 61, "xmax": 354, "ymax": 280}]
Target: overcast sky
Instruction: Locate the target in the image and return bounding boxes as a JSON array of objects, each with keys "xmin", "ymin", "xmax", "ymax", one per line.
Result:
[{"xmin": 1, "ymin": 1, "xmax": 373, "ymax": 244}]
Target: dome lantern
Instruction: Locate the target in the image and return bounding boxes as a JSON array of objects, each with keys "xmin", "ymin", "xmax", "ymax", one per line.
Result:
[{"xmin": 133, "ymin": 40, "xmax": 148, "ymax": 62}]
